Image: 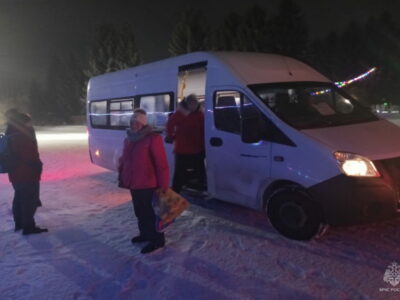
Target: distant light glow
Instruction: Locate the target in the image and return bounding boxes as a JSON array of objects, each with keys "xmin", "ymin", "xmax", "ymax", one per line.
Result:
[
  {"xmin": 90, "ymin": 112, "xmax": 132, "ymax": 116},
  {"xmin": 36, "ymin": 132, "xmax": 88, "ymax": 142},
  {"xmin": 95, "ymin": 149, "xmax": 100, "ymax": 157}
]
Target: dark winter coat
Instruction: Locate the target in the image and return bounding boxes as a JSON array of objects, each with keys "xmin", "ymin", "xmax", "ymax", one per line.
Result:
[
  {"xmin": 7, "ymin": 123, "xmax": 43, "ymax": 183},
  {"xmin": 119, "ymin": 128, "xmax": 169, "ymax": 190},
  {"xmin": 166, "ymin": 110, "xmax": 204, "ymax": 155}
]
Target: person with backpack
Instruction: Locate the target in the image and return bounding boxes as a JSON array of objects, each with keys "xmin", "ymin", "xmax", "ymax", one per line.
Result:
[
  {"xmin": 165, "ymin": 94, "xmax": 206, "ymax": 193},
  {"xmin": 118, "ymin": 108, "xmax": 169, "ymax": 254},
  {"xmin": 4, "ymin": 110, "xmax": 47, "ymax": 235},
  {"xmin": 0, "ymin": 109, "xmax": 19, "ymax": 173}
]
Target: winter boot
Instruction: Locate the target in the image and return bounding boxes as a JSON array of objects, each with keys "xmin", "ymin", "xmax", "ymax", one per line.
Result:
[
  {"xmin": 22, "ymin": 227, "xmax": 48, "ymax": 235},
  {"xmin": 131, "ymin": 235, "xmax": 147, "ymax": 243},
  {"xmin": 141, "ymin": 239, "xmax": 165, "ymax": 254}
]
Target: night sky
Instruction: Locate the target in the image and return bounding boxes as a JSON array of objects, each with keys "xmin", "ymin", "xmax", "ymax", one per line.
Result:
[{"xmin": 0, "ymin": 0, "xmax": 399, "ymax": 86}]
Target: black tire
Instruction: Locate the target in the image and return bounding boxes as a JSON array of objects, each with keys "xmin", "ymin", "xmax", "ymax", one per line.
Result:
[{"xmin": 266, "ymin": 187, "xmax": 323, "ymax": 241}]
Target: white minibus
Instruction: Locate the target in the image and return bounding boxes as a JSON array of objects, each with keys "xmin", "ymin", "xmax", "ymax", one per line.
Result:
[{"xmin": 87, "ymin": 52, "xmax": 400, "ymax": 240}]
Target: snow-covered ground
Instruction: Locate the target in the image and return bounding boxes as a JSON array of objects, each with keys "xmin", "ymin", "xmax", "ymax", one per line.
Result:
[{"xmin": 1, "ymin": 125, "xmax": 399, "ymax": 300}]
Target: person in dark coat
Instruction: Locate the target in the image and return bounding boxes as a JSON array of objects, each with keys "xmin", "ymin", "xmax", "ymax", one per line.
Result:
[
  {"xmin": 166, "ymin": 94, "xmax": 206, "ymax": 193},
  {"xmin": 5, "ymin": 110, "xmax": 47, "ymax": 235},
  {"xmin": 119, "ymin": 108, "xmax": 170, "ymax": 254}
]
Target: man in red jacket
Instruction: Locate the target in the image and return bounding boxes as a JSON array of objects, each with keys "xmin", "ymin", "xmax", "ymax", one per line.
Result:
[
  {"xmin": 166, "ymin": 94, "xmax": 206, "ymax": 193},
  {"xmin": 5, "ymin": 111, "xmax": 47, "ymax": 235}
]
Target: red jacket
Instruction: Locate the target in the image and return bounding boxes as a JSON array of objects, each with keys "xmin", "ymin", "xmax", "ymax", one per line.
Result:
[
  {"xmin": 119, "ymin": 133, "xmax": 169, "ymax": 190},
  {"xmin": 7, "ymin": 124, "xmax": 42, "ymax": 183},
  {"xmin": 166, "ymin": 110, "xmax": 204, "ymax": 154}
]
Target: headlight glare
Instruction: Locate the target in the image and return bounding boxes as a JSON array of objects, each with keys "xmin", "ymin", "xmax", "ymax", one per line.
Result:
[{"xmin": 334, "ymin": 152, "xmax": 380, "ymax": 177}]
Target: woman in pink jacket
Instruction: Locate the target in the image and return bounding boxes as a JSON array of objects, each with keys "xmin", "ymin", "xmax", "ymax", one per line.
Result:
[{"xmin": 119, "ymin": 108, "xmax": 169, "ymax": 254}]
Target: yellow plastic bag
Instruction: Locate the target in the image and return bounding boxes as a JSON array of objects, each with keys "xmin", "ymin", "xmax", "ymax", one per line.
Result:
[{"xmin": 152, "ymin": 188, "xmax": 189, "ymax": 231}]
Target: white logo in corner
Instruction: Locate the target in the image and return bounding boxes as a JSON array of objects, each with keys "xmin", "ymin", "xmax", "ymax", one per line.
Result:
[{"xmin": 384, "ymin": 262, "xmax": 400, "ymax": 287}]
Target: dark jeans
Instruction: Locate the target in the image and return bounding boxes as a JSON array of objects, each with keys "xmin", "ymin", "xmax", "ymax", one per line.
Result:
[
  {"xmin": 12, "ymin": 181, "xmax": 42, "ymax": 230},
  {"xmin": 130, "ymin": 188, "xmax": 164, "ymax": 244},
  {"xmin": 172, "ymin": 153, "xmax": 206, "ymax": 193}
]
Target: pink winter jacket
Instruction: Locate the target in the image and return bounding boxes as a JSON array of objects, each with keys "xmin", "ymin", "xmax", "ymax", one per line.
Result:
[{"xmin": 119, "ymin": 133, "xmax": 170, "ymax": 190}]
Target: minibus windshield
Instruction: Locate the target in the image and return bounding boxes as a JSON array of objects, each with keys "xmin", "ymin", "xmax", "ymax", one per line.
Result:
[{"xmin": 249, "ymin": 82, "xmax": 379, "ymax": 129}]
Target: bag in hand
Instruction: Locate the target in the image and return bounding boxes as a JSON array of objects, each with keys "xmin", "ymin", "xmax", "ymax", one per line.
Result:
[{"xmin": 152, "ymin": 188, "xmax": 189, "ymax": 231}]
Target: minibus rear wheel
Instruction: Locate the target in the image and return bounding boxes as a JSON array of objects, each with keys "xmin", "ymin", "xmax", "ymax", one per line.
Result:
[{"xmin": 266, "ymin": 187, "xmax": 323, "ymax": 241}]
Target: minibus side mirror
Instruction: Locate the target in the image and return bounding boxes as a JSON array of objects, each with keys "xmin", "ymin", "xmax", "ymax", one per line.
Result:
[{"xmin": 241, "ymin": 117, "xmax": 262, "ymax": 144}]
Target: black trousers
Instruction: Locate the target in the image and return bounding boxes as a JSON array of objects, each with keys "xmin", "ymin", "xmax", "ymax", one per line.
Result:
[
  {"xmin": 172, "ymin": 153, "xmax": 206, "ymax": 193},
  {"xmin": 130, "ymin": 188, "xmax": 164, "ymax": 244},
  {"xmin": 12, "ymin": 182, "xmax": 42, "ymax": 230}
]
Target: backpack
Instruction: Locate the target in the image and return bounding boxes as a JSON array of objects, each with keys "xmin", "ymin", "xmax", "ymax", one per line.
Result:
[{"xmin": 0, "ymin": 133, "xmax": 15, "ymax": 173}]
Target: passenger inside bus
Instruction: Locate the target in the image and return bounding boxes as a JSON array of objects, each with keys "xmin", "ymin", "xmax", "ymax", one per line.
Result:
[{"xmin": 166, "ymin": 94, "xmax": 207, "ymax": 194}]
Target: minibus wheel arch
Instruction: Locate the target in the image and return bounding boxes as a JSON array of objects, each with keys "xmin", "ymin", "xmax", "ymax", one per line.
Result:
[
  {"xmin": 263, "ymin": 183, "xmax": 327, "ymax": 240},
  {"xmin": 262, "ymin": 180, "xmax": 302, "ymax": 209}
]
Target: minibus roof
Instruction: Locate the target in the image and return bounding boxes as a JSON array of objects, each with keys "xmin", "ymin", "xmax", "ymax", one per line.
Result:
[
  {"xmin": 212, "ymin": 52, "xmax": 330, "ymax": 84},
  {"xmin": 88, "ymin": 52, "xmax": 330, "ymax": 94}
]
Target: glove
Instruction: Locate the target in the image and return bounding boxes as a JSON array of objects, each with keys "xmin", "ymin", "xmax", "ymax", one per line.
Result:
[
  {"xmin": 117, "ymin": 172, "xmax": 127, "ymax": 189},
  {"xmin": 164, "ymin": 136, "xmax": 174, "ymax": 144},
  {"xmin": 28, "ymin": 160, "xmax": 43, "ymax": 174}
]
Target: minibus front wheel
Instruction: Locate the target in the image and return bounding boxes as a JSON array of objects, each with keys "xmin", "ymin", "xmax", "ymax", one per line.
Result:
[{"xmin": 267, "ymin": 187, "xmax": 325, "ymax": 241}]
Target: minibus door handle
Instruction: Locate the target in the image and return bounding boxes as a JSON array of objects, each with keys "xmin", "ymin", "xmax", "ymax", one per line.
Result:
[{"xmin": 210, "ymin": 137, "xmax": 223, "ymax": 147}]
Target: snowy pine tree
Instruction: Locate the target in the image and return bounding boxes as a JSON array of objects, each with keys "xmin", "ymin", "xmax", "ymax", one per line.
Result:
[
  {"xmin": 27, "ymin": 80, "xmax": 47, "ymax": 123},
  {"xmin": 267, "ymin": 0, "xmax": 309, "ymax": 59},
  {"xmin": 214, "ymin": 6, "xmax": 270, "ymax": 52},
  {"xmin": 85, "ymin": 24, "xmax": 141, "ymax": 77},
  {"xmin": 29, "ymin": 54, "xmax": 86, "ymax": 124},
  {"xmin": 168, "ymin": 8, "xmax": 208, "ymax": 56}
]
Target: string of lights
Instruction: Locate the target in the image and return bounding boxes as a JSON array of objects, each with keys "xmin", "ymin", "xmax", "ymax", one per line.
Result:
[
  {"xmin": 335, "ymin": 67, "xmax": 377, "ymax": 88},
  {"xmin": 312, "ymin": 67, "xmax": 377, "ymax": 96}
]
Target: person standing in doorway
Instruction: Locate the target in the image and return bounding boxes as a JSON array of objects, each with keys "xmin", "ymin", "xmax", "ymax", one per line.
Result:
[
  {"xmin": 5, "ymin": 110, "xmax": 47, "ymax": 235},
  {"xmin": 166, "ymin": 94, "xmax": 206, "ymax": 194},
  {"xmin": 119, "ymin": 108, "xmax": 170, "ymax": 254}
]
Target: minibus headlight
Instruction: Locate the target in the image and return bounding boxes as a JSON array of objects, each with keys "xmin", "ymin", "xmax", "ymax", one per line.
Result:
[{"xmin": 334, "ymin": 152, "xmax": 380, "ymax": 177}]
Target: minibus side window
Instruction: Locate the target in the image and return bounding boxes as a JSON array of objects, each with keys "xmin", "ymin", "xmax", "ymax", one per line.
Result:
[
  {"xmin": 138, "ymin": 94, "xmax": 172, "ymax": 130},
  {"xmin": 110, "ymin": 100, "xmax": 133, "ymax": 127},
  {"xmin": 241, "ymin": 95, "xmax": 295, "ymax": 146},
  {"xmin": 90, "ymin": 101, "xmax": 108, "ymax": 127},
  {"xmin": 214, "ymin": 91, "xmax": 295, "ymax": 146},
  {"xmin": 241, "ymin": 96, "xmax": 268, "ymax": 137},
  {"xmin": 214, "ymin": 91, "xmax": 241, "ymax": 134}
]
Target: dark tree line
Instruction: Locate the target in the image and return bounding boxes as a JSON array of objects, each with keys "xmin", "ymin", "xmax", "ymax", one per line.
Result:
[
  {"xmin": 22, "ymin": 0, "xmax": 400, "ymax": 124},
  {"xmin": 29, "ymin": 55, "xmax": 85, "ymax": 124},
  {"xmin": 308, "ymin": 12, "xmax": 400, "ymax": 105},
  {"xmin": 27, "ymin": 23, "xmax": 141, "ymax": 124},
  {"xmin": 169, "ymin": 0, "xmax": 400, "ymax": 106},
  {"xmin": 169, "ymin": 1, "xmax": 309, "ymax": 60}
]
